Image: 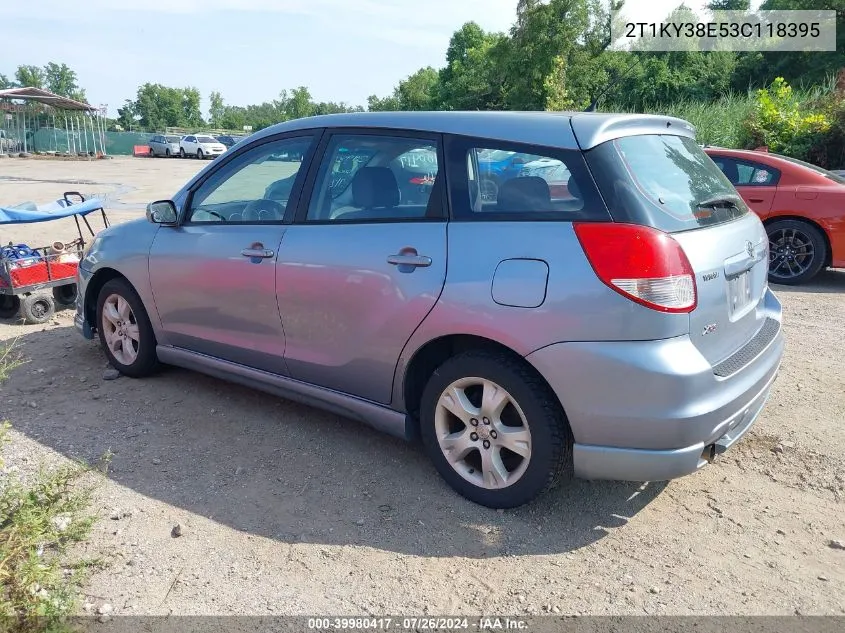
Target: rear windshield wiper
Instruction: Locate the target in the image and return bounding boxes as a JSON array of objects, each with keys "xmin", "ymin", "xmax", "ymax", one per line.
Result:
[{"xmin": 696, "ymin": 195, "xmax": 742, "ymax": 210}]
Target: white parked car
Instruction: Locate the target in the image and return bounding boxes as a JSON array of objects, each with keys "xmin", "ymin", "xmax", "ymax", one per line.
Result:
[{"xmin": 179, "ymin": 134, "xmax": 227, "ymax": 160}]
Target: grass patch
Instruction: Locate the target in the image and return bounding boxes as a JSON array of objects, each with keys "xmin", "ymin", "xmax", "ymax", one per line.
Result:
[
  {"xmin": 0, "ymin": 342, "xmax": 106, "ymax": 633},
  {"xmin": 0, "ymin": 340, "xmax": 24, "ymax": 383}
]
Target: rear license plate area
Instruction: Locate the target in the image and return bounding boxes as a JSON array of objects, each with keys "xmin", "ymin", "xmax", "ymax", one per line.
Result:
[{"xmin": 728, "ymin": 270, "xmax": 752, "ymax": 318}]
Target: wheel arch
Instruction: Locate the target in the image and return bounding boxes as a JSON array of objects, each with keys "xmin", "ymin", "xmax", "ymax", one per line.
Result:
[
  {"xmin": 763, "ymin": 215, "xmax": 833, "ymax": 267},
  {"xmin": 84, "ymin": 268, "xmax": 131, "ymax": 332},
  {"xmin": 400, "ymin": 333, "xmax": 563, "ymax": 437}
]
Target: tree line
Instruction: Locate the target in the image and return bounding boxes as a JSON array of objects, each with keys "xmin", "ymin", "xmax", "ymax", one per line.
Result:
[
  {"xmin": 4, "ymin": 0, "xmax": 844, "ymax": 134},
  {"xmin": 0, "ymin": 63, "xmax": 87, "ymax": 103},
  {"xmin": 365, "ymin": 0, "xmax": 845, "ymax": 114},
  {"xmin": 115, "ymin": 85, "xmax": 365, "ymax": 132}
]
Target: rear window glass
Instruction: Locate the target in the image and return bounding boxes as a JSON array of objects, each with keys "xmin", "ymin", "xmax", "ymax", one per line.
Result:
[
  {"xmin": 445, "ymin": 136, "xmax": 609, "ymax": 222},
  {"xmin": 586, "ymin": 134, "xmax": 749, "ymax": 232}
]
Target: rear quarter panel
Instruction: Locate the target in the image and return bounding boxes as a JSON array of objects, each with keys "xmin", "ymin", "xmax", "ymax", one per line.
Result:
[
  {"xmin": 390, "ymin": 221, "xmax": 690, "ymax": 409},
  {"xmin": 768, "ymin": 187, "xmax": 845, "ymax": 267}
]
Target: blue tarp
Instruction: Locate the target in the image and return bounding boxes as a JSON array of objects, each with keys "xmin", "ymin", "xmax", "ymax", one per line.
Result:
[{"xmin": 0, "ymin": 197, "xmax": 105, "ymax": 225}]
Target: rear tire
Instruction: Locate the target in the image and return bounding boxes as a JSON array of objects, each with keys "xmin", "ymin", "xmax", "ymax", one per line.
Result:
[
  {"xmin": 96, "ymin": 278, "xmax": 158, "ymax": 378},
  {"xmin": 766, "ymin": 219, "xmax": 827, "ymax": 285},
  {"xmin": 419, "ymin": 350, "xmax": 573, "ymax": 509},
  {"xmin": 21, "ymin": 294, "xmax": 55, "ymax": 324},
  {"xmin": 52, "ymin": 284, "xmax": 77, "ymax": 307},
  {"xmin": 0, "ymin": 295, "xmax": 20, "ymax": 319}
]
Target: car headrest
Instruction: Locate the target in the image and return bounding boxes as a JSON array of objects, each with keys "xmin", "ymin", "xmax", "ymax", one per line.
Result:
[
  {"xmin": 351, "ymin": 167, "xmax": 400, "ymax": 208},
  {"xmin": 497, "ymin": 177, "xmax": 552, "ymax": 212}
]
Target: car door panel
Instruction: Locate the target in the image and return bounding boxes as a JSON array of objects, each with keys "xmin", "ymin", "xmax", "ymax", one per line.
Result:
[
  {"xmin": 276, "ymin": 130, "xmax": 448, "ymax": 404},
  {"xmin": 148, "ymin": 133, "xmax": 317, "ymax": 375},
  {"xmin": 275, "ymin": 223, "xmax": 447, "ymax": 403},
  {"xmin": 149, "ymin": 224, "xmax": 289, "ymax": 374},
  {"xmin": 736, "ymin": 184, "xmax": 776, "ymax": 216}
]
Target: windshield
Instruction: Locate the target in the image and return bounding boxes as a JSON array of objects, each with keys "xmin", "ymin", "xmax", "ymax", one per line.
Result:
[
  {"xmin": 586, "ymin": 134, "xmax": 749, "ymax": 232},
  {"xmin": 166, "ymin": 136, "xmax": 181, "ymax": 143},
  {"xmin": 772, "ymin": 153, "xmax": 845, "ymax": 184},
  {"xmin": 197, "ymin": 136, "xmax": 217, "ymax": 143}
]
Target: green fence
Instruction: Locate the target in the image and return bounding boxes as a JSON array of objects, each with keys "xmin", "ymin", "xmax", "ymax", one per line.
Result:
[{"xmin": 22, "ymin": 128, "xmax": 155, "ymax": 155}]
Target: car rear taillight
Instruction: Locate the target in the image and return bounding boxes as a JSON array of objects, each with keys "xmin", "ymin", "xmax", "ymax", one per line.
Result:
[{"xmin": 573, "ymin": 222, "xmax": 697, "ymax": 313}]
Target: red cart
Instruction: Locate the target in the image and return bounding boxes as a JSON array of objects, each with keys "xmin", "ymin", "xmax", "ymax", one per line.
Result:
[{"xmin": 0, "ymin": 192, "xmax": 109, "ymax": 324}]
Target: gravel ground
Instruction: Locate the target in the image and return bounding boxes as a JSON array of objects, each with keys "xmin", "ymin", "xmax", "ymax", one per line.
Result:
[{"xmin": 0, "ymin": 156, "xmax": 843, "ymax": 617}]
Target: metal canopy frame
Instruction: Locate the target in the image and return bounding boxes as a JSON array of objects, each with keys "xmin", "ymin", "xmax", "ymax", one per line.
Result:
[{"xmin": 0, "ymin": 87, "xmax": 107, "ymax": 157}]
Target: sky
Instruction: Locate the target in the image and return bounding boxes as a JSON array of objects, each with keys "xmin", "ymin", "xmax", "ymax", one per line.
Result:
[{"xmin": 0, "ymin": 0, "xmax": 716, "ymax": 118}]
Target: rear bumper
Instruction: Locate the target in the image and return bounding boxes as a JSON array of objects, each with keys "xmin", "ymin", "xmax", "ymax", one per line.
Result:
[
  {"xmin": 569, "ymin": 362, "xmax": 777, "ymax": 481},
  {"xmin": 525, "ymin": 289, "xmax": 784, "ymax": 481}
]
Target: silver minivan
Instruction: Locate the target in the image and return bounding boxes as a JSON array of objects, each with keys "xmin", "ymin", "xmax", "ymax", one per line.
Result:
[{"xmin": 75, "ymin": 112, "xmax": 784, "ymax": 508}]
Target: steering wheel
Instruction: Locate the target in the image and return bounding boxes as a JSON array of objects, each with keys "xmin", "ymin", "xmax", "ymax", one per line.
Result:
[
  {"xmin": 204, "ymin": 209, "xmax": 227, "ymax": 222},
  {"xmin": 242, "ymin": 199, "xmax": 285, "ymax": 222}
]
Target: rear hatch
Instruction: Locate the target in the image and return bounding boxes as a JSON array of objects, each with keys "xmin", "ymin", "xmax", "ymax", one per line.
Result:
[{"xmin": 585, "ymin": 133, "xmax": 770, "ymax": 365}]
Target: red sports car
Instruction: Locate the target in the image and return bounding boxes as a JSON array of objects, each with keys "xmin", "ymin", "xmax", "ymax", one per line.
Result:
[{"xmin": 704, "ymin": 147, "xmax": 845, "ymax": 285}]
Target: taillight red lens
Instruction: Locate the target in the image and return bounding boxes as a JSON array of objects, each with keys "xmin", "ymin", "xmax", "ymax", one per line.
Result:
[{"xmin": 573, "ymin": 222, "xmax": 697, "ymax": 313}]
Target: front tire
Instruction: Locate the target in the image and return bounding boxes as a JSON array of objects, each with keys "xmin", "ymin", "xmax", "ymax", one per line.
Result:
[
  {"xmin": 179, "ymin": 148, "xmax": 186, "ymax": 158},
  {"xmin": 419, "ymin": 350, "xmax": 573, "ymax": 509},
  {"xmin": 197, "ymin": 149, "xmax": 204, "ymax": 160},
  {"xmin": 766, "ymin": 219, "xmax": 827, "ymax": 285},
  {"xmin": 96, "ymin": 278, "xmax": 158, "ymax": 377}
]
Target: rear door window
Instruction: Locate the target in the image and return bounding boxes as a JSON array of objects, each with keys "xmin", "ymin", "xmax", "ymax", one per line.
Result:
[
  {"xmin": 304, "ymin": 133, "xmax": 444, "ymax": 222},
  {"xmin": 444, "ymin": 135, "xmax": 609, "ymax": 221},
  {"xmin": 711, "ymin": 156, "xmax": 780, "ymax": 186},
  {"xmin": 586, "ymin": 134, "xmax": 749, "ymax": 232}
]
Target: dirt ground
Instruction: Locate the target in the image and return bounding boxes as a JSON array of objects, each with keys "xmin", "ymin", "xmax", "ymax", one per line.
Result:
[{"xmin": 0, "ymin": 156, "xmax": 843, "ymax": 617}]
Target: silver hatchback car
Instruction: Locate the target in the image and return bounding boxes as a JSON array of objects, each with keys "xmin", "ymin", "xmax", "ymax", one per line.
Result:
[{"xmin": 75, "ymin": 111, "xmax": 784, "ymax": 508}]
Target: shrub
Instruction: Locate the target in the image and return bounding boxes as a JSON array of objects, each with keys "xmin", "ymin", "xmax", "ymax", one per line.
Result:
[{"xmin": 741, "ymin": 77, "xmax": 832, "ymax": 161}]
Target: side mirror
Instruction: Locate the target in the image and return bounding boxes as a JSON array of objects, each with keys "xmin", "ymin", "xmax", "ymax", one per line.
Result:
[
  {"xmin": 511, "ymin": 156, "xmax": 527, "ymax": 166},
  {"xmin": 146, "ymin": 200, "xmax": 178, "ymax": 225}
]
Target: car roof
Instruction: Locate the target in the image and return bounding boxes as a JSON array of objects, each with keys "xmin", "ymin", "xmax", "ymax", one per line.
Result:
[{"xmin": 246, "ymin": 111, "xmax": 696, "ymax": 151}]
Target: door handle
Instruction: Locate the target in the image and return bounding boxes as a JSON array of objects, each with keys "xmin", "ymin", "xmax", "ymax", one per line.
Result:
[
  {"xmin": 749, "ymin": 198, "xmax": 765, "ymax": 203},
  {"xmin": 241, "ymin": 247, "xmax": 274, "ymax": 258},
  {"xmin": 387, "ymin": 254, "xmax": 432, "ymax": 267}
]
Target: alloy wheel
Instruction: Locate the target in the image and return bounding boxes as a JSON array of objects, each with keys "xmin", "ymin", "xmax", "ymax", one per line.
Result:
[
  {"xmin": 101, "ymin": 293, "xmax": 140, "ymax": 365},
  {"xmin": 769, "ymin": 227, "xmax": 815, "ymax": 280},
  {"xmin": 434, "ymin": 377, "xmax": 532, "ymax": 489}
]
